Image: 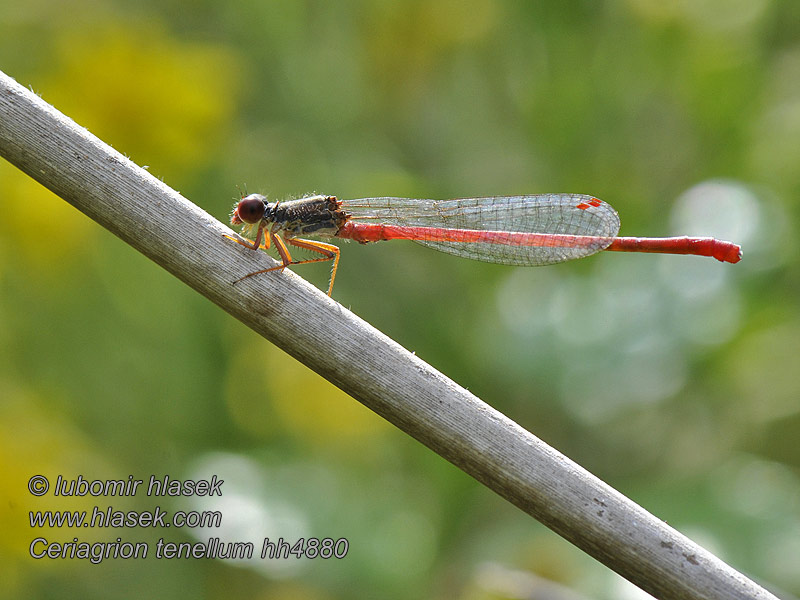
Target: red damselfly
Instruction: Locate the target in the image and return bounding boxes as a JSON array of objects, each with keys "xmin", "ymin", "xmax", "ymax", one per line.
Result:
[{"xmin": 225, "ymin": 193, "xmax": 741, "ymax": 296}]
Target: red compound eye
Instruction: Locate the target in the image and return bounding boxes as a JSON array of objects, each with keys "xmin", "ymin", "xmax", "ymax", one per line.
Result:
[{"xmin": 233, "ymin": 195, "xmax": 266, "ymax": 224}]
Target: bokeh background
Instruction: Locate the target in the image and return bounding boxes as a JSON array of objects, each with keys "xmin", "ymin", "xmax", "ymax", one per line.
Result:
[{"xmin": 1, "ymin": 1, "xmax": 799, "ymax": 598}]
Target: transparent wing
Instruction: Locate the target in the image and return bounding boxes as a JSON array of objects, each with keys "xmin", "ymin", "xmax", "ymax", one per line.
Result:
[{"xmin": 340, "ymin": 194, "xmax": 621, "ymax": 266}]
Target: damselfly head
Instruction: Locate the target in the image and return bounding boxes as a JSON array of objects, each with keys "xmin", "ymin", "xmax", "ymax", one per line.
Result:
[{"xmin": 231, "ymin": 194, "xmax": 267, "ymax": 225}]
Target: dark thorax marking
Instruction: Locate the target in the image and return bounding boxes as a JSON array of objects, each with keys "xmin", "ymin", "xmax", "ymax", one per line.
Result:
[{"xmin": 266, "ymin": 196, "xmax": 348, "ymax": 238}]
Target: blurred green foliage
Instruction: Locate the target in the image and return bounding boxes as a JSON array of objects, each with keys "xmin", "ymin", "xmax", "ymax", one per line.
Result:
[{"xmin": 1, "ymin": 1, "xmax": 799, "ymax": 598}]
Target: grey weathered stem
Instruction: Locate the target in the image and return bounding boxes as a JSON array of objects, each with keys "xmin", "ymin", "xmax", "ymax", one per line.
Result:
[{"xmin": 0, "ymin": 70, "xmax": 776, "ymax": 600}]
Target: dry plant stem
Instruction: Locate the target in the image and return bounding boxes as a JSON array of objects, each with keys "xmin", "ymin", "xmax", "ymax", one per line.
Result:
[{"xmin": 0, "ymin": 70, "xmax": 776, "ymax": 600}]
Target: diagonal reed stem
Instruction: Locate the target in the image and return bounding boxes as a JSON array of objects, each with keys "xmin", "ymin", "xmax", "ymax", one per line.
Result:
[{"xmin": 0, "ymin": 70, "xmax": 777, "ymax": 600}]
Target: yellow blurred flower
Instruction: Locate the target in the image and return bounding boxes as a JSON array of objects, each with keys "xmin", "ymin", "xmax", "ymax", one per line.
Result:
[
  {"xmin": 0, "ymin": 21, "xmax": 242, "ymax": 275},
  {"xmin": 42, "ymin": 22, "xmax": 241, "ymax": 177},
  {"xmin": 0, "ymin": 163, "xmax": 94, "ymax": 272},
  {"xmin": 225, "ymin": 334, "xmax": 389, "ymax": 449},
  {"xmin": 0, "ymin": 388, "xmax": 117, "ymax": 588}
]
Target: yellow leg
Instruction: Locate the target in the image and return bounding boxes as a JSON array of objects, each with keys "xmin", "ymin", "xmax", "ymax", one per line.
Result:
[
  {"xmin": 223, "ymin": 227, "xmax": 269, "ymax": 251},
  {"xmin": 285, "ymin": 237, "xmax": 341, "ymax": 296},
  {"xmin": 233, "ymin": 233, "xmax": 341, "ymax": 296}
]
